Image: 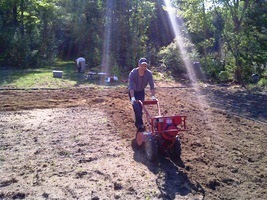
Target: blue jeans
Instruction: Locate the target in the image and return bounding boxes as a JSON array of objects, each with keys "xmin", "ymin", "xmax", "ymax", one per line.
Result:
[{"xmin": 129, "ymin": 90, "xmax": 145, "ymax": 129}]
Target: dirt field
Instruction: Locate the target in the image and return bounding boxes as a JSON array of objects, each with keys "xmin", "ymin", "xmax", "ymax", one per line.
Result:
[{"xmin": 0, "ymin": 81, "xmax": 266, "ymax": 200}]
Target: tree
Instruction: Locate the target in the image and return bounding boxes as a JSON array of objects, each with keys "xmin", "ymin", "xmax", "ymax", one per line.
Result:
[
  {"xmin": 0, "ymin": 0, "xmax": 59, "ymax": 67},
  {"xmin": 213, "ymin": 0, "xmax": 251, "ymax": 83},
  {"xmin": 166, "ymin": 0, "xmax": 226, "ymax": 80},
  {"xmin": 243, "ymin": 0, "xmax": 267, "ymax": 75}
]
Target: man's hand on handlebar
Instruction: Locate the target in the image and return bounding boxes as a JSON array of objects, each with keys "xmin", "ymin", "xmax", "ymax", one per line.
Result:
[
  {"xmin": 151, "ymin": 96, "xmax": 157, "ymax": 101},
  {"xmin": 131, "ymin": 97, "xmax": 136, "ymax": 105}
]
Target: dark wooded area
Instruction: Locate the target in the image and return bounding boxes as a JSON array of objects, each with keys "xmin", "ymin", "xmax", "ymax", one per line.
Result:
[{"xmin": 0, "ymin": 0, "xmax": 266, "ymax": 84}]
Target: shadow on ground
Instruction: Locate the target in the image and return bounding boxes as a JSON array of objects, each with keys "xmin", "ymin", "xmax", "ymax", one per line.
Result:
[
  {"xmin": 200, "ymin": 85, "xmax": 267, "ymax": 124},
  {"xmin": 131, "ymin": 139, "xmax": 205, "ymax": 200}
]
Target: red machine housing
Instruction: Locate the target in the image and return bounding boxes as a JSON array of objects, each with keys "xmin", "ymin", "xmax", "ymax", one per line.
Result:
[
  {"xmin": 136, "ymin": 100, "xmax": 187, "ymax": 150},
  {"xmin": 151, "ymin": 115, "xmax": 187, "ymax": 141}
]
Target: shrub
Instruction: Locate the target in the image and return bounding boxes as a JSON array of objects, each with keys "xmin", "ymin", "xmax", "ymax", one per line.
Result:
[
  {"xmin": 258, "ymin": 78, "xmax": 267, "ymax": 89},
  {"xmin": 158, "ymin": 42, "xmax": 185, "ymax": 73},
  {"xmin": 218, "ymin": 71, "xmax": 230, "ymax": 82}
]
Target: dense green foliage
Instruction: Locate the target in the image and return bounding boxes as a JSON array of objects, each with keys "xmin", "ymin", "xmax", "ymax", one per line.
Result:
[
  {"xmin": 175, "ymin": 0, "xmax": 267, "ymax": 83},
  {"xmin": 0, "ymin": 0, "xmax": 266, "ymax": 84}
]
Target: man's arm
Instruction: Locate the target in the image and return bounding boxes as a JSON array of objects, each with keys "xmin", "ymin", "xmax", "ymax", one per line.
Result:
[{"xmin": 129, "ymin": 89, "xmax": 134, "ymax": 98}]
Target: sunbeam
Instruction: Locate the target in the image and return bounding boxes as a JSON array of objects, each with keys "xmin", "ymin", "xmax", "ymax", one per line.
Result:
[
  {"xmin": 163, "ymin": 0, "xmax": 217, "ymax": 133},
  {"xmin": 100, "ymin": 1, "xmax": 113, "ymax": 84}
]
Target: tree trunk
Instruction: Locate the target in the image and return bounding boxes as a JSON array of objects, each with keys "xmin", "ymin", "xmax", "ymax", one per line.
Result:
[{"xmin": 20, "ymin": 0, "xmax": 25, "ymax": 35}]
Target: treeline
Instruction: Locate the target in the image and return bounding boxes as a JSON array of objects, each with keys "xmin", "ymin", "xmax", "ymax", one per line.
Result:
[{"xmin": 0, "ymin": 0, "xmax": 266, "ymax": 84}]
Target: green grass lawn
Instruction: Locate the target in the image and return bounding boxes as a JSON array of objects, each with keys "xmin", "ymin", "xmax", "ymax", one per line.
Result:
[
  {"xmin": 0, "ymin": 61, "xmax": 125, "ymax": 89},
  {"xmin": 2, "ymin": 61, "xmax": 265, "ymax": 92}
]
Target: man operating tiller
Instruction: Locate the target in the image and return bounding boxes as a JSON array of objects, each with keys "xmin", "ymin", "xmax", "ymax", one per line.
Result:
[{"xmin": 128, "ymin": 57, "xmax": 157, "ymax": 132}]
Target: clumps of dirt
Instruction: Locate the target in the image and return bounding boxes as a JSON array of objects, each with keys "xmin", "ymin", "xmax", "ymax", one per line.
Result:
[{"xmin": 0, "ymin": 83, "xmax": 266, "ymax": 199}]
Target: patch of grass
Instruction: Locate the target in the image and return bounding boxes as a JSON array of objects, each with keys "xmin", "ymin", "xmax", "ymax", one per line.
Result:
[
  {"xmin": 152, "ymin": 70, "xmax": 174, "ymax": 82},
  {"xmin": 258, "ymin": 78, "xmax": 267, "ymax": 89},
  {"xmin": 8, "ymin": 71, "xmax": 72, "ymax": 88},
  {"xmin": 0, "ymin": 60, "xmax": 126, "ymax": 89},
  {"xmin": 246, "ymin": 78, "xmax": 267, "ymax": 93}
]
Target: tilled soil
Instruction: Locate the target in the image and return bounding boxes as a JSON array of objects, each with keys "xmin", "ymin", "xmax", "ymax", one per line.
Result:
[{"xmin": 0, "ymin": 81, "xmax": 266, "ymax": 200}]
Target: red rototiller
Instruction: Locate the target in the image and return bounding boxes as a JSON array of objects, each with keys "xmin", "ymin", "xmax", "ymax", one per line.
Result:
[{"xmin": 135, "ymin": 100, "xmax": 188, "ymax": 162}]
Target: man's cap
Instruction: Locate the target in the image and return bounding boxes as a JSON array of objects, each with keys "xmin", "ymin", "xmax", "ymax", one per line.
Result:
[{"xmin": 139, "ymin": 57, "xmax": 148, "ymax": 65}]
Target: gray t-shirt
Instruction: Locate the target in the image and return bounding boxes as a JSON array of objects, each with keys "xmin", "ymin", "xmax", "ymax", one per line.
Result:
[{"xmin": 128, "ymin": 68, "xmax": 155, "ymax": 91}]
